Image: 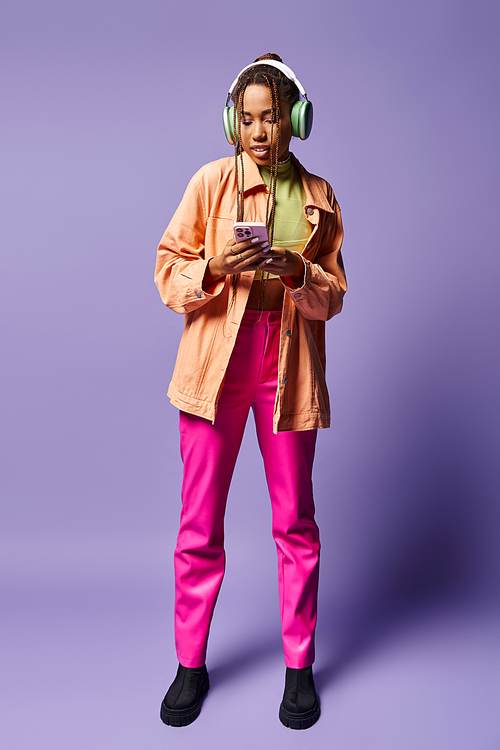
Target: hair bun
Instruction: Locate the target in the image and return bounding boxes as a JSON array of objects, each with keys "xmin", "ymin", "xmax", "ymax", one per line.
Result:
[{"xmin": 254, "ymin": 53, "xmax": 283, "ymax": 63}]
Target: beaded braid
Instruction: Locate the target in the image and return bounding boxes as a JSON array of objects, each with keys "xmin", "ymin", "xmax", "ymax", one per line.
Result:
[
  {"xmin": 230, "ymin": 81, "xmax": 248, "ymax": 306},
  {"xmin": 262, "ymin": 74, "xmax": 281, "ymax": 247},
  {"xmin": 256, "ymin": 73, "xmax": 281, "ymax": 311},
  {"xmin": 234, "ymin": 82, "xmax": 247, "ymax": 222}
]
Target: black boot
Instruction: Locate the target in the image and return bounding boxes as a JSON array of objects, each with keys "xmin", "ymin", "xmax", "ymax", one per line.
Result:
[
  {"xmin": 160, "ymin": 663, "xmax": 210, "ymax": 727},
  {"xmin": 279, "ymin": 666, "xmax": 320, "ymax": 729}
]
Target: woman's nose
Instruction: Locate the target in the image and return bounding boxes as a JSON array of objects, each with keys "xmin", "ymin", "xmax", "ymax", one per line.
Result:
[{"xmin": 252, "ymin": 120, "xmax": 266, "ymax": 140}]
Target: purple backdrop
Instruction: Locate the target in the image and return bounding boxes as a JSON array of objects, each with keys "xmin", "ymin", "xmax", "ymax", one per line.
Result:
[{"xmin": 2, "ymin": 1, "xmax": 499, "ymax": 748}]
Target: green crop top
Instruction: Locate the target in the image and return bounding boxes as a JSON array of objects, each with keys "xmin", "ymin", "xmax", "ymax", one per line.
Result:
[{"xmin": 255, "ymin": 157, "xmax": 312, "ymax": 280}]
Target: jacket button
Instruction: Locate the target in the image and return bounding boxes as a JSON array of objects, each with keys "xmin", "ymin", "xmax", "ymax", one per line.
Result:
[
  {"xmin": 195, "ymin": 290, "xmax": 202, "ymax": 298},
  {"xmin": 286, "ymin": 330, "xmax": 291, "ymax": 336},
  {"xmin": 307, "ymin": 207, "xmax": 314, "ymax": 215},
  {"xmin": 294, "ymin": 293, "xmax": 302, "ymax": 299}
]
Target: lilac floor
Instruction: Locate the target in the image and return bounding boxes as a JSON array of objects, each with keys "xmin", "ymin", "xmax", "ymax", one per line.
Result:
[{"xmin": 3, "ymin": 525, "xmax": 499, "ymax": 750}]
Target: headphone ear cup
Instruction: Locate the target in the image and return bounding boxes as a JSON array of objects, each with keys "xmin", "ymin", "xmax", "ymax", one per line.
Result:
[
  {"xmin": 290, "ymin": 100, "xmax": 313, "ymax": 140},
  {"xmin": 223, "ymin": 106, "xmax": 238, "ymax": 144}
]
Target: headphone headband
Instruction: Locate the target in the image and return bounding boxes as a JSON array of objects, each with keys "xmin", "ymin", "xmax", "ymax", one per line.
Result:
[
  {"xmin": 222, "ymin": 59, "xmax": 313, "ymax": 143},
  {"xmin": 225, "ymin": 60, "xmax": 308, "ymax": 106}
]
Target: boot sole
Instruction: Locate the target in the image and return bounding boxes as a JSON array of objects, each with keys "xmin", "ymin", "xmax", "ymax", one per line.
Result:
[
  {"xmin": 279, "ymin": 699, "xmax": 320, "ymax": 730},
  {"xmin": 160, "ymin": 673, "xmax": 210, "ymax": 727}
]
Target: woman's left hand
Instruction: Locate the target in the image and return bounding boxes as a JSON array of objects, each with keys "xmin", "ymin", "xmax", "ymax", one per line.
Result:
[{"xmin": 256, "ymin": 247, "xmax": 304, "ymax": 283}]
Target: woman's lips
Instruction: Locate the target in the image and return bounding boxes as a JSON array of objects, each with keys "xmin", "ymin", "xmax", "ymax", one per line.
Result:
[{"xmin": 251, "ymin": 146, "xmax": 270, "ymax": 158}]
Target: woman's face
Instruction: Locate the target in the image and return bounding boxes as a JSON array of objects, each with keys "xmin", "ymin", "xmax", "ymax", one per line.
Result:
[{"xmin": 238, "ymin": 84, "xmax": 292, "ymax": 166}]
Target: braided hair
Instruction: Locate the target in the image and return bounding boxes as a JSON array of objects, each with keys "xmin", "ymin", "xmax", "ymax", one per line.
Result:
[
  {"xmin": 231, "ymin": 54, "xmax": 300, "ymax": 305},
  {"xmin": 232, "ymin": 53, "xmax": 300, "ymax": 240}
]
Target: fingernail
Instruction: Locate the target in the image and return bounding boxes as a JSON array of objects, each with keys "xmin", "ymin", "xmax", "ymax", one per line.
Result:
[
  {"xmin": 251, "ymin": 237, "xmax": 260, "ymax": 243},
  {"xmin": 261, "ymin": 242, "xmax": 270, "ymax": 249},
  {"xmin": 266, "ymin": 258, "xmax": 274, "ymax": 264}
]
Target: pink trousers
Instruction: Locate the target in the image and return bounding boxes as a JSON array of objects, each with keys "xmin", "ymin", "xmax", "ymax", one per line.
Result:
[{"xmin": 174, "ymin": 309, "xmax": 320, "ymax": 669}]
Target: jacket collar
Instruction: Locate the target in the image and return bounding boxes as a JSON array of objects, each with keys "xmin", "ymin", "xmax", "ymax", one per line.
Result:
[{"xmin": 240, "ymin": 151, "xmax": 335, "ymax": 214}]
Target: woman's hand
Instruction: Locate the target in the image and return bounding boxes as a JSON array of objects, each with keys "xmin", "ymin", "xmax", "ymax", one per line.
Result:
[
  {"xmin": 203, "ymin": 236, "xmax": 270, "ymax": 289},
  {"xmin": 256, "ymin": 247, "xmax": 305, "ymax": 284},
  {"xmin": 203, "ymin": 240, "xmax": 305, "ymax": 290}
]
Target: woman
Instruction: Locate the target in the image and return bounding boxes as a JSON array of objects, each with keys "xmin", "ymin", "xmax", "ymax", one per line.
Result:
[{"xmin": 154, "ymin": 53, "xmax": 346, "ymax": 729}]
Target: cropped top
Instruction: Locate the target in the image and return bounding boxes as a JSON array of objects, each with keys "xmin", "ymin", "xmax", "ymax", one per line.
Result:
[{"xmin": 255, "ymin": 158, "xmax": 312, "ymax": 280}]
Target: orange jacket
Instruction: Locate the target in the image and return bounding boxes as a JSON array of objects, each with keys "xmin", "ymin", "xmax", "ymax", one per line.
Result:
[{"xmin": 155, "ymin": 152, "xmax": 346, "ymax": 433}]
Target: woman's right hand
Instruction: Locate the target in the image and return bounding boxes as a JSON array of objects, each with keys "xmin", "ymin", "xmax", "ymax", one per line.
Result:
[{"xmin": 203, "ymin": 236, "xmax": 271, "ymax": 289}]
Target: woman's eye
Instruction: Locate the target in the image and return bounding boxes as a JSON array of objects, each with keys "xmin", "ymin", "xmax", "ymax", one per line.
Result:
[{"xmin": 241, "ymin": 120, "xmax": 252, "ymax": 126}]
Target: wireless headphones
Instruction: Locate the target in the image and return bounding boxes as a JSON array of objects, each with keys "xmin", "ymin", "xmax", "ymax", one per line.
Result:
[{"xmin": 222, "ymin": 60, "xmax": 313, "ymax": 145}]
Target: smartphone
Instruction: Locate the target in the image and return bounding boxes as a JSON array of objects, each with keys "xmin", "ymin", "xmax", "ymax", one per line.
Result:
[{"xmin": 233, "ymin": 221, "xmax": 269, "ymax": 245}]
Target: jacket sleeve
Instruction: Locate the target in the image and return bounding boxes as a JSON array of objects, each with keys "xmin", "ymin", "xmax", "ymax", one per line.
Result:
[
  {"xmin": 154, "ymin": 172, "xmax": 225, "ymax": 314},
  {"xmin": 282, "ymin": 196, "xmax": 347, "ymax": 322}
]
